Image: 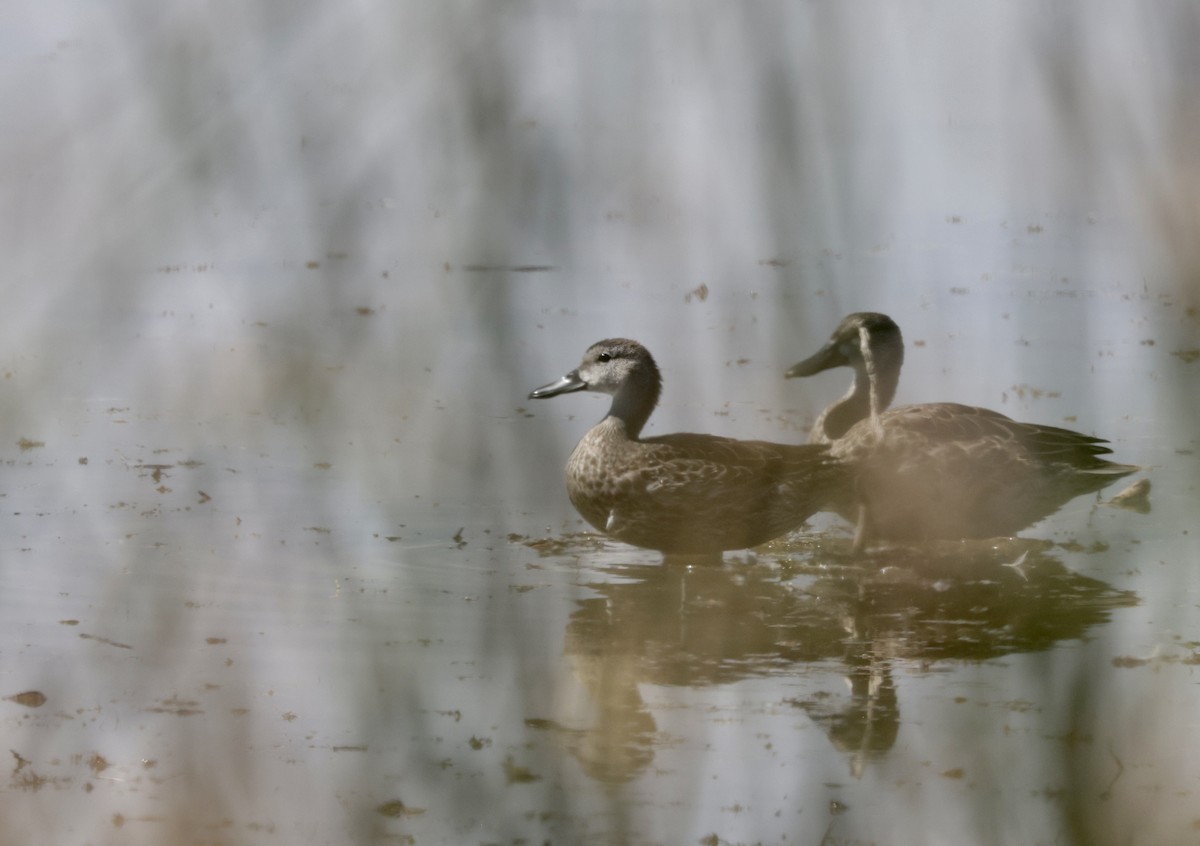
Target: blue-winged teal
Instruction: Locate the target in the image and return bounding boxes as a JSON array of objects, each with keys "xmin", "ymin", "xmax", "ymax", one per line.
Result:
[
  {"xmin": 787, "ymin": 312, "xmax": 1138, "ymax": 549},
  {"xmin": 529, "ymin": 338, "xmax": 845, "ymax": 557}
]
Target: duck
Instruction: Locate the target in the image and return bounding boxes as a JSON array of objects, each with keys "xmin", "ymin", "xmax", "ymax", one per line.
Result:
[
  {"xmin": 785, "ymin": 312, "xmax": 1138, "ymax": 550},
  {"xmin": 529, "ymin": 338, "xmax": 846, "ymax": 558}
]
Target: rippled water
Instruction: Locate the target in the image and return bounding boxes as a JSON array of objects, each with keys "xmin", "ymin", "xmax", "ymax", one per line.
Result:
[{"xmin": 2, "ymin": 2, "xmax": 1199, "ymax": 845}]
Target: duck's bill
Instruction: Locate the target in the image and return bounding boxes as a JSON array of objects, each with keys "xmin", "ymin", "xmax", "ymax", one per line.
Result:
[
  {"xmin": 785, "ymin": 341, "xmax": 847, "ymax": 379},
  {"xmin": 529, "ymin": 370, "xmax": 587, "ymax": 399}
]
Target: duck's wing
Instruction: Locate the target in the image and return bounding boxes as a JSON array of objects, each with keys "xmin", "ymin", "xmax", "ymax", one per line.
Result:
[
  {"xmin": 585, "ymin": 434, "xmax": 838, "ymax": 549},
  {"xmin": 631, "ymin": 434, "xmax": 842, "ymax": 528},
  {"xmin": 879, "ymin": 403, "xmax": 1133, "ymax": 471},
  {"xmin": 636, "ymin": 433, "xmax": 834, "ymax": 486}
]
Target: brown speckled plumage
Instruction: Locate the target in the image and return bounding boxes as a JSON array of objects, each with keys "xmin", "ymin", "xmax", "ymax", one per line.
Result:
[
  {"xmin": 530, "ymin": 338, "xmax": 845, "ymax": 556},
  {"xmin": 787, "ymin": 312, "xmax": 1138, "ymax": 547}
]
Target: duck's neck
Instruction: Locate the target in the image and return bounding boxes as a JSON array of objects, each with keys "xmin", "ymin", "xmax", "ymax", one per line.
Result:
[
  {"xmin": 814, "ymin": 386, "xmax": 871, "ymax": 442},
  {"xmin": 860, "ymin": 324, "xmax": 901, "ymax": 422},
  {"xmin": 816, "ymin": 336, "xmax": 901, "ymax": 441},
  {"xmin": 605, "ymin": 369, "xmax": 661, "ymax": 439}
]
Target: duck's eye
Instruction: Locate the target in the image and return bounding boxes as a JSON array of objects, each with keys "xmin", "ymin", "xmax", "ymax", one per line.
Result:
[{"xmin": 597, "ymin": 352, "xmax": 612, "ymax": 362}]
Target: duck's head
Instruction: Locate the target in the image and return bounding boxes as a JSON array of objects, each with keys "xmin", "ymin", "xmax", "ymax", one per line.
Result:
[
  {"xmin": 786, "ymin": 313, "xmax": 905, "ymax": 438},
  {"xmin": 529, "ymin": 338, "xmax": 660, "ymax": 399},
  {"xmin": 529, "ymin": 338, "xmax": 663, "ymax": 435},
  {"xmin": 786, "ymin": 312, "xmax": 903, "ymax": 379}
]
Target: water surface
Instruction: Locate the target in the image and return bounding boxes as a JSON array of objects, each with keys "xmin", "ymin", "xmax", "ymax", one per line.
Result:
[{"xmin": 2, "ymin": 2, "xmax": 1199, "ymax": 844}]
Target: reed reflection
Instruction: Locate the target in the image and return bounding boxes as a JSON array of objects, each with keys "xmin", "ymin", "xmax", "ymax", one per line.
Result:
[{"xmin": 528, "ymin": 538, "xmax": 1137, "ymax": 784}]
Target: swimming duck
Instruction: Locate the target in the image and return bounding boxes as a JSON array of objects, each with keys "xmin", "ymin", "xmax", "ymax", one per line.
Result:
[
  {"xmin": 529, "ymin": 338, "xmax": 845, "ymax": 558},
  {"xmin": 786, "ymin": 312, "xmax": 1137, "ymax": 549}
]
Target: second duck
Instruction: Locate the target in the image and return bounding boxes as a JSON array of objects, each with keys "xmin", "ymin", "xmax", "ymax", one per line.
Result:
[{"xmin": 786, "ymin": 312, "xmax": 1137, "ymax": 549}]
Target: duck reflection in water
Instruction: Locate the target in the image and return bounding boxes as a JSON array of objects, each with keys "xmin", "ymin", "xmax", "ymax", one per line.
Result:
[
  {"xmin": 524, "ymin": 538, "xmax": 1136, "ymax": 783},
  {"xmin": 787, "ymin": 313, "xmax": 1139, "ymax": 551},
  {"xmin": 529, "ymin": 338, "xmax": 846, "ymax": 562}
]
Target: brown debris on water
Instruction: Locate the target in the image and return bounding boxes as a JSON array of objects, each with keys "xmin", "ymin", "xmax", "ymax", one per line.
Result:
[
  {"xmin": 146, "ymin": 695, "xmax": 204, "ymax": 716},
  {"xmin": 519, "ymin": 532, "xmax": 609, "ymax": 557},
  {"xmin": 1106, "ymin": 478, "xmax": 1151, "ymax": 513},
  {"xmin": 5, "ymin": 691, "xmax": 46, "ymax": 708},
  {"xmin": 502, "ymin": 756, "xmax": 542, "ymax": 784},
  {"xmin": 79, "ymin": 633, "xmax": 133, "ymax": 650},
  {"xmin": 376, "ymin": 799, "xmax": 426, "ymax": 818}
]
